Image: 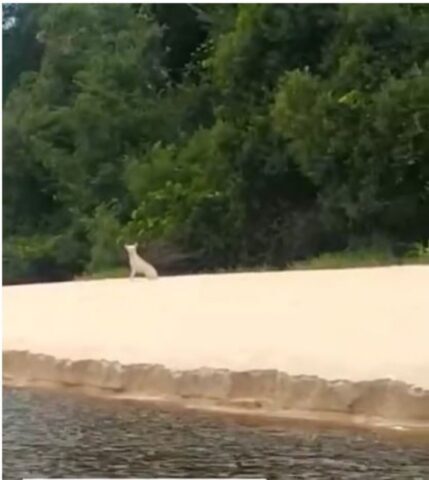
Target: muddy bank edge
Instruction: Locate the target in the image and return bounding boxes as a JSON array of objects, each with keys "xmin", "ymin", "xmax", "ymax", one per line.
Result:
[{"xmin": 4, "ymin": 350, "xmax": 429, "ymax": 435}]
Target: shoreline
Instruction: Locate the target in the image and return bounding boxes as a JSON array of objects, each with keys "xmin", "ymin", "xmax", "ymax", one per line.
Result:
[
  {"xmin": 4, "ymin": 350, "xmax": 429, "ymax": 439},
  {"xmin": 4, "ymin": 266, "xmax": 429, "ymax": 438},
  {"xmin": 6, "ymin": 383, "xmax": 429, "ymax": 446}
]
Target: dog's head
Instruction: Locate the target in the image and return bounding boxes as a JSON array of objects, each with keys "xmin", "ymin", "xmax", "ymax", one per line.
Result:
[{"xmin": 124, "ymin": 243, "xmax": 138, "ymax": 254}]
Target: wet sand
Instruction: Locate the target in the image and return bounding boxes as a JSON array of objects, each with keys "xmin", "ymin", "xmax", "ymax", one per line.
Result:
[{"xmin": 3, "ymin": 266, "xmax": 429, "ymax": 428}]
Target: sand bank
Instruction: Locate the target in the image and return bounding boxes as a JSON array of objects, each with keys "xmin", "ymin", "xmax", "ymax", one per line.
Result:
[{"xmin": 3, "ymin": 266, "xmax": 429, "ymax": 428}]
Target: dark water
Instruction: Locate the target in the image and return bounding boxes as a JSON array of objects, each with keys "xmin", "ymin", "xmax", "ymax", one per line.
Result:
[{"xmin": 3, "ymin": 387, "xmax": 429, "ymax": 480}]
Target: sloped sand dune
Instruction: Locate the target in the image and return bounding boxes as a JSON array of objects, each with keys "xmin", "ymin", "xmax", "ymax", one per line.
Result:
[{"xmin": 3, "ymin": 266, "xmax": 429, "ymax": 429}]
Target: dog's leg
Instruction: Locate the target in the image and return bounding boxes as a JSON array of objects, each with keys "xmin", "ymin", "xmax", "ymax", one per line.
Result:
[{"xmin": 130, "ymin": 266, "xmax": 136, "ymax": 280}]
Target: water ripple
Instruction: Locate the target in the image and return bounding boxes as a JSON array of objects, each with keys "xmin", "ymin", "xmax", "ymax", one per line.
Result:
[{"xmin": 3, "ymin": 388, "xmax": 429, "ymax": 479}]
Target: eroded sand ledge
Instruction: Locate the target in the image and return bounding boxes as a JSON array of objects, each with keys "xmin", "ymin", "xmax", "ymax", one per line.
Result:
[
  {"xmin": 3, "ymin": 266, "xmax": 429, "ymax": 429},
  {"xmin": 4, "ymin": 350, "xmax": 429, "ymax": 429}
]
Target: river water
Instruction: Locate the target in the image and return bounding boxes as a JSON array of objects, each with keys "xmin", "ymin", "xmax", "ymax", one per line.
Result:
[{"xmin": 3, "ymin": 387, "xmax": 429, "ymax": 480}]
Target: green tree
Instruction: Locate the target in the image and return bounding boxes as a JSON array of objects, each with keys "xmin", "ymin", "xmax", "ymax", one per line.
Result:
[{"xmin": 3, "ymin": 4, "xmax": 429, "ymax": 283}]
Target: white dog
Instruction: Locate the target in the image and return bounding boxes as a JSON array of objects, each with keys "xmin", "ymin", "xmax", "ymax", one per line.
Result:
[{"xmin": 124, "ymin": 244, "xmax": 158, "ymax": 280}]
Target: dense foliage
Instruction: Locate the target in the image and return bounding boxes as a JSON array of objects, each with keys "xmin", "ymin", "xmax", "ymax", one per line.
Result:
[{"xmin": 3, "ymin": 4, "xmax": 429, "ymax": 283}]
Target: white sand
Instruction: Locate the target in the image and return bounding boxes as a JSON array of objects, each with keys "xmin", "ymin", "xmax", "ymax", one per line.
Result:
[{"xmin": 3, "ymin": 266, "xmax": 429, "ymax": 388}]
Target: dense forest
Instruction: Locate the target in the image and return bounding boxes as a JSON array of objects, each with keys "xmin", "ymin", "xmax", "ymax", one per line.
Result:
[{"xmin": 3, "ymin": 4, "xmax": 429, "ymax": 284}]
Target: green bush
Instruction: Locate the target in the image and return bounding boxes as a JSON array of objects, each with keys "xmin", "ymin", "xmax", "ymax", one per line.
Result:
[
  {"xmin": 290, "ymin": 246, "xmax": 397, "ymax": 270},
  {"xmin": 84, "ymin": 204, "xmax": 123, "ymax": 273},
  {"xmin": 3, "ymin": 235, "xmax": 72, "ymax": 285},
  {"xmin": 404, "ymin": 241, "xmax": 429, "ymax": 264}
]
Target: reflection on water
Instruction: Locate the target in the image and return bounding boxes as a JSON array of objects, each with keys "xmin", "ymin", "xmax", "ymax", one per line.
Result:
[{"xmin": 3, "ymin": 387, "xmax": 429, "ymax": 480}]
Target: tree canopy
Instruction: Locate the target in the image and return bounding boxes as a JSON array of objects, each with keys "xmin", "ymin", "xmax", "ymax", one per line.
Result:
[{"xmin": 3, "ymin": 4, "xmax": 429, "ymax": 283}]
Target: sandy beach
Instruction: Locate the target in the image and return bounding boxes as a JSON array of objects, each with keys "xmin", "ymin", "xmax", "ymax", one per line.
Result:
[{"xmin": 3, "ymin": 266, "xmax": 429, "ymax": 428}]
